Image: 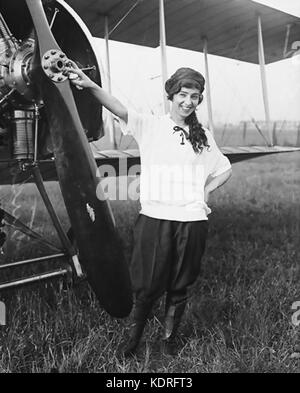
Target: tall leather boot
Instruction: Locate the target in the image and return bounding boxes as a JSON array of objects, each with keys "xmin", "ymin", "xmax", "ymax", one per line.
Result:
[
  {"xmin": 162, "ymin": 301, "xmax": 186, "ymax": 356},
  {"xmin": 121, "ymin": 301, "xmax": 153, "ymax": 358}
]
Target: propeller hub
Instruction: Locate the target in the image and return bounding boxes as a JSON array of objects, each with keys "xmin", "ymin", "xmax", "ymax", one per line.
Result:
[{"xmin": 42, "ymin": 49, "xmax": 68, "ymax": 83}]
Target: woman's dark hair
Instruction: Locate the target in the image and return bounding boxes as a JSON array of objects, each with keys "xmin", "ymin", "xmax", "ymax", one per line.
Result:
[{"xmin": 165, "ymin": 68, "xmax": 210, "ymax": 154}]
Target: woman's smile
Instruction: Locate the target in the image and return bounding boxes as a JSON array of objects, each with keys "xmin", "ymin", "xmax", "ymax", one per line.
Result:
[{"xmin": 171, "ymin": 87, "xmax": 201, "ymax": 121}]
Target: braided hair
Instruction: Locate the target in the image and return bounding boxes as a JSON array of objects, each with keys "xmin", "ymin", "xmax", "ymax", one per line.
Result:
[{"xmin": 165, "ymin": 68, "xmax": 210, "ymax": 154}]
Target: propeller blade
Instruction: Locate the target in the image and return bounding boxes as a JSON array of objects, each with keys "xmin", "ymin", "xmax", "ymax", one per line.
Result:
[{"xmin": 25, "ymin": 0, "xmax": 132, "ymax": 318}]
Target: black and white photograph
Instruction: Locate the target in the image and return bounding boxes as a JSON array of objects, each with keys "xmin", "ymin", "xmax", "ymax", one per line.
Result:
[{"xmin": 0, "ymin": 0, "xmax": 299, "ymax": 376}]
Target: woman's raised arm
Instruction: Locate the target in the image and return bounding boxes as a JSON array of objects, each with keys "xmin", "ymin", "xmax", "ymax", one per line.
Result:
[{"xmin": 65, "ymin": 61, "xmax": 128, "ymax": 123}]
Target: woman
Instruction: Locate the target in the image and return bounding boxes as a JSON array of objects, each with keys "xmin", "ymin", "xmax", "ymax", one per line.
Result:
[{"xmin": 66, "ymin": 64, "xmax": 232, "ymax": 357}]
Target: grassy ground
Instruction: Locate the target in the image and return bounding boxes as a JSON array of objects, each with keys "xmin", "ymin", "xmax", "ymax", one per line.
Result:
[{"xmin": 0, "ymin": 151, "xmax": 299, "ymax": 373}]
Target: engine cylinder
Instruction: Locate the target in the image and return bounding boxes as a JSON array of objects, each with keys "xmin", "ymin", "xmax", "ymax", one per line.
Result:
[{"xmin": 11, "ymin": 110, "xmax": 34, "ymax": 160}]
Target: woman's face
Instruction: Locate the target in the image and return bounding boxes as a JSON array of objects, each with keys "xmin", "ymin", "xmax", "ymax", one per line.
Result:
[{"xmin": 171, "ymin": 87, "xmax": 201, "ymax": 119}]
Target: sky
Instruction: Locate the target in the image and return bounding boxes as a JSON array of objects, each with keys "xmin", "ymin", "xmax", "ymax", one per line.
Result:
[{"xmin": 92, "ymin": 0, "xmax": 300, "ymax": 125}]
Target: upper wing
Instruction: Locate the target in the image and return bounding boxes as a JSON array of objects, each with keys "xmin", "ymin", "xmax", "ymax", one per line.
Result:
[{"xmin": 65, "ymin": 0, "xmax": 300, "ymax": 64}]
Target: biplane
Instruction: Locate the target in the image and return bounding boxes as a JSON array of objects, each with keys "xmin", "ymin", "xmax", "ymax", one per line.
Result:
[{"xmin": 0, "ymin": 0, "xmax": 299, "ymax": 319}]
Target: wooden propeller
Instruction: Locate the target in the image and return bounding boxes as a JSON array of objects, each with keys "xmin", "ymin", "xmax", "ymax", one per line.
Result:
[{"xmin": 25, "ymin": 0, "xmax": 133, "ymax": 318}]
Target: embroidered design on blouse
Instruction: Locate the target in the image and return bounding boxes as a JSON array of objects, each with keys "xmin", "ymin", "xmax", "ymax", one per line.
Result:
[{"xmin": 173, "ymin": 126, "xmax": 189, "ymax": 145}]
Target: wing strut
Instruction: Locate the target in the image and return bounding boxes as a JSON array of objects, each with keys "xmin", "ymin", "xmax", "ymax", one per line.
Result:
[
  {"xmin": 159, "ymin": 0, "xmax": 169, "ymax": 114},
  {"xmin": 257, "ymin": 14, "xmax": 273, "ymax": 146},
  {"xmin": 203, "ymin": 36, "xmax": 215, "ymax": 135},
  {"xmin": 283, "ymin": 23, "xmax": 292, "ymax": 58}
]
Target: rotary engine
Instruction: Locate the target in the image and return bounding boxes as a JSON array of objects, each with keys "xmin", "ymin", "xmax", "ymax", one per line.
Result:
[
  {"xmin": 0, "ymin": 13, "xmax": 41, "ymax": 161},
  {"xmin": 0, "ymin": 12, "xmax": 75, "ymax": 161},
  {"xmin": 0, "ymin": 1, "xmax": 103, "ymax": 163}
]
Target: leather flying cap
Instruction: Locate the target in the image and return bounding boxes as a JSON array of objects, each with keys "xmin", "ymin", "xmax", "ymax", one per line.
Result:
[{"xmin": 165, "ymin": 67, "xmax": 205, "ymax": 99}]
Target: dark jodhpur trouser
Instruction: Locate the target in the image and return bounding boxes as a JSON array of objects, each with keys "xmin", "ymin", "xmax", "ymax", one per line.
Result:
[{"xmin": 130, "ymin": 214, "xmax": 208, "ymax": 309}]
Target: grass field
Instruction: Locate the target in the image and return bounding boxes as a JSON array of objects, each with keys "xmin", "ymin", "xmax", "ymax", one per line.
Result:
[{"xmin": 0, "ymin": 151, "xmax": 299, "ymax": 373}]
